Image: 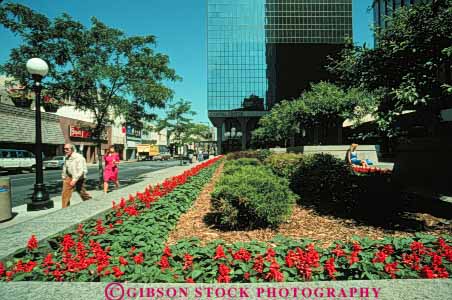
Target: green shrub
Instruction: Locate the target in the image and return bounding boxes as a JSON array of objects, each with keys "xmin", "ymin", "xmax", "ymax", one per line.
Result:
[
  {"xmin": 226, "ymin": 149, "xmax": 272, "ymax": 162},
  {"xmin": 255, "ymin": 149, "xmax": 272, "ymax": 162},
  {"xmin": 291, "ymin": 153, "xmax": 355, "ymax": 208},
  {"xmin": 211, "ymin": 165, "xmax": 297, "ymax": 229},
  {"xmin": 223, "ymin": 158, "xmax": 261, "ymax": 175},
  {"xmin": 264, "ymin": 152, "xmax": 304, "ymax": 180}
]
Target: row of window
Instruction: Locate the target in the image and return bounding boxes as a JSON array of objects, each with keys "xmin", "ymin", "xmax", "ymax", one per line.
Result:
[{"xmin": 0, "ymin": 149, "xmax": 34, "ymax": 159}]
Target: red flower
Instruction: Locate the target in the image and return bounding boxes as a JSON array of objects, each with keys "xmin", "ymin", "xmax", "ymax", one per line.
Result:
[
  {"xmin": 332, "ymin": 244, "xmax": 346, "ymax": 257},
  {"xmin": 158, "ymin": 255, "xmax": 170, "ymax": 271},
  {"xmin": 384, "ymin": 262, "xmax": 398, "ymax": 279},
  {"xmin": 372, "ymin": 250, "xmax": 388, "ymax": 264},
  {"xmin": 0, "ymin": 262, "xmax": 5, "ymax": 278},
  {"xmin": 214, "ymin": 245, "xmax": 226, "ymax": 260},
  {"xmin": 265, "ymin": 248, "xmax": 276, "ymax": 261},
  {"xmin": 124, "ymin": 205, "xmax": 139, "ymax": 216},
  {"xmin": 133, "ymin": 252, "xmax": 144, "ymax": 264},
  {"xmin": 421, "ymin": 266, "xmax": 435, "ymax": 279},
  {"xmin": 42, "ymin": 254, "xmax": 54, "ymax": 267},
  {"xmin": 27, "ymin": 235, "xmax": 38, "ymax": 251},
  {"xmin": 411, "ymin": 241, "xmax": 426, "ymax": 255},
  {"xmin": 324, "ymin": 257, "xmax": 337, "ymax": 280},
  {"xmin": 217, "ymin": 264, "xmax": 231, "ymax": 283},
  {"xmin": 244, "ymin": 272, "xmax": 250, "ymax": 280},
  {"xmin": 185, "ymin": 277, "xmax": 195, "ymax": 283},
  {"xmin": 183, "ymin": 253, "xmax": 194, "ymax": 270},
  {"xmin": 163, "ymin": 246, "xmax": 172, "ymax": 257},
  {"xmin": 253, "ymin": 256, "xmax": 264, "ymax": 273},
  {"xmin": 61, "ymin": 234, "xmax": 75, "ymax": 252},
  {"xmin": 265, "ymin": 261, "xmax": 284, "ymax": 282},
  {"xmin": 383, "ymin": 244, "xmax": 394, "ymax": 255},
  {"xmin": 119, "ymin": 256, "xmax": 128, "ymax": 266},
  {"xmin": 95, "ymin": 219, "xmax": 106, "ymax": 235},
  {"xmin": 233, "ymin": 248, "xmax": 251, "ymax": 262},
  {"xmin": 112, "ymin": 266, "xmax": 124, "ymax": 278},
  {"xmin": 349, "ymin": 252, "xmax": 360, "ymax": 266}
]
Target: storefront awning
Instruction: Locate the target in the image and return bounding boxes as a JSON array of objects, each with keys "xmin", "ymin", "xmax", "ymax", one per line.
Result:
[{"xmin": 0, "ymin": 103, "xmax": 65, "ymax": 145}]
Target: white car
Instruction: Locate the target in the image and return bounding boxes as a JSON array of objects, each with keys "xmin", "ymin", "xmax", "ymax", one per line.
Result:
[
  {"xmin": 44, "ymin": 156, "xmax": 65, "ymax": 169},
  {"xmin": 0, "ymin": 149, "xmax": 37, "ymax": 173}
]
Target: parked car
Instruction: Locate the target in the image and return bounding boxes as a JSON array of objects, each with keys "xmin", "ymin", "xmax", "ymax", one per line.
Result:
[
  {"xmin": 44, "ymin": 156, "xmax": 65, "ymax": 169},
  {"xmin": 0, "ymin": 149, "xmax": 37, "ymax": 173}
]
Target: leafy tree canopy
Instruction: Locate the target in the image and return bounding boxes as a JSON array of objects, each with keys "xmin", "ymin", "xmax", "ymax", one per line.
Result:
[
  {"xmin": 328, "ymin": 0, "xmax": 452, "ymax": 137},
  {"xmin": 252, "ymin": 82, "xmax": 376, "ymax": 146},
  {"xmin": 0, "ymin": 2, "xmax": 180, "ymax": 134},
  {"xmin": 155, "ymin": 99, "xmax": 196, "ymax": 148},
  {"xmin": 0, "ymin": 2, "xmax": 179, "ymax": 183}
]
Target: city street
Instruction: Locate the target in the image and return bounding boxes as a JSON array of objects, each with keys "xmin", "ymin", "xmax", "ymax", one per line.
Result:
[{"xmin": 5, "ymin": 159, "xmax": 181, "ymax": 207}]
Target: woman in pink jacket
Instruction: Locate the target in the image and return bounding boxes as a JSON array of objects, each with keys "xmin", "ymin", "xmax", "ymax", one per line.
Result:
[{"xmin": 103, "ymin": 146, "xmax": 120, "ymax": 193}]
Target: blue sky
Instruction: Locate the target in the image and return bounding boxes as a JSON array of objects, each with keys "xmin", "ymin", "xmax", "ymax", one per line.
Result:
[{"xmin": 0, "ymin": 0, "xmax": 374, "ymax": 123}]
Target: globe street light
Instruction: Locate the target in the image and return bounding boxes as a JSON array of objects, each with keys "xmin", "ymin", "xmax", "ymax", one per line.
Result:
[{"xmin": 26, "ymin": 58, "xmax": 54, "ymax": 211}]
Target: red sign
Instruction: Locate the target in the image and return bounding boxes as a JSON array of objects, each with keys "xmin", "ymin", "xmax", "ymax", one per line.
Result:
[{"xmin": 69, "ymin": 126, "xmax": 91, "ymax": 139}]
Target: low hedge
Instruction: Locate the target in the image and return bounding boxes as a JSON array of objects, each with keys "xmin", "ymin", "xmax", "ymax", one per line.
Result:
[
  {"xmin": 264, "ymin": 152, "xmax": 304, "ymax": 180},
  {"xmin": 222, "ymin": 158, "xmax": 261, "ymax": 175},
  {"xmin": 225, "ymin": 149, "xmax": 272, "ymax": 162},
  {"xmin": 211, "ymin": 164, "xmax": 297, "ymax": 229},
  {"xmin": 290, "ymin": 153, "xmax": 356, "ymax": 209}
]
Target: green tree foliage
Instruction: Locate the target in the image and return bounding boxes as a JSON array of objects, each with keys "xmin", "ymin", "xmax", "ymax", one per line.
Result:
[
  {"xmin": 328, "ymin": 0, "xmax": 452, "ymax": 137},
  {"xmin": 0, "ymin": 2, "xmax": 179, "ymax": 184},
  {"xmin": 251, "ymin": 82, "xmax": 376, "ymax": 146},
  {"xmin": 155, "ymin": 99, "xmax": 196, "ymax": 155}
]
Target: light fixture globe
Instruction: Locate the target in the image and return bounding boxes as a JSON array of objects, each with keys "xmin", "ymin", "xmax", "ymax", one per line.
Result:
[
  {"xmin": 236, "ymin": 132, "xmax": 243, "ymax": 138},
  {"xmin": 26, "ymin": 58, "xmax": 49, "ymax": 77}
]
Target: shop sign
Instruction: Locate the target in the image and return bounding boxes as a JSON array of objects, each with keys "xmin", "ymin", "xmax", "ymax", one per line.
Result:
[{"xmin": 69, "ymin": 126, "xmax": 92, "ymax": 139}]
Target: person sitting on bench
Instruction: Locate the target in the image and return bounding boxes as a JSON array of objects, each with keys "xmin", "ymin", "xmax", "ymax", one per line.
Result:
[{"xmin": 347, "ymin": 143, "xmax": 373, "ymax": 167}]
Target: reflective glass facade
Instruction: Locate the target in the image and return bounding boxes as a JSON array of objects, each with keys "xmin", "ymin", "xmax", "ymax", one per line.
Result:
[
  {"xmin": 266, "ymin": 0, "xmax": 352, "ymax": 44},
  {"xmin": 207, "ymin": 0, "xmax": 267, "ymax": 111},
  {"xmin": 208, "ymin": 0, "xmax": 352, "ymax": 111},
  {"xmin": 372, "ymin": 0, "xmax": 430, "ymax": 29}
]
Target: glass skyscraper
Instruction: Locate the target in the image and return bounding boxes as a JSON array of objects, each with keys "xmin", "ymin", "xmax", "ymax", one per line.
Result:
[
  {"xmin": 372, "ymin": 0, "xmax": 430, "ymax": 29},
  {"xmin": 207, "ymin": 0, "xmax": 352, "ymax": 153}
]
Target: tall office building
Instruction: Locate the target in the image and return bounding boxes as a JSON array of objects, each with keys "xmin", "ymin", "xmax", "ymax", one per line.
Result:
[
  {"xmin": 208, "ymin": 0, "xmax": 352, "ymax": 153},
  {"xmin": 372, "ymin": 0, "xmax": 430, "ymax": 29}
]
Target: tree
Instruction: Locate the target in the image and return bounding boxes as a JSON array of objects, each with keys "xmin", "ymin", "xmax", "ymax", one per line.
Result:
[
  {"xmin": 251, "ymin": 99, "xmax": 310, "ymax": 147},
  {"xmin": 155, "ymin": 99, "xmax": 196, "ymax": 158},
  {"xmin": 251, "ymin": 82, "xmax": 376, "ymax": 146},
  {"xmin": 0, "ymin": 3, "xmax": 179, "ymax": 185},
  {"xmin": 328, "ymin": 0, "xmax": 452, "ymax": 138}
]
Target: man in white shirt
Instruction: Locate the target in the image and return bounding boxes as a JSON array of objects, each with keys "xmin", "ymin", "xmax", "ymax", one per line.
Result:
[{"xmin": 61, "ymin": 143, "xmax": 92, "ymax": 208}]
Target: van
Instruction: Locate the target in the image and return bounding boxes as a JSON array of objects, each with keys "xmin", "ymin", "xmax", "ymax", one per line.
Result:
[{"xmin": 0, "ymin": 149, "xmax": 37, "ymax": 173}]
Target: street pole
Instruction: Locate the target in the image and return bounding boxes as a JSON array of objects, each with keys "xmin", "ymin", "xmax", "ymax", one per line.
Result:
[{"xmin": 26, "ymin": 58, "xmax": 53, "ymax": 211}]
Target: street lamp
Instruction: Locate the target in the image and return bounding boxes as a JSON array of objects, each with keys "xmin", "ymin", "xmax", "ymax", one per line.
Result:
[{"xmin": 26, "ymin": 58, "xmax": 54, "ymax": 211}]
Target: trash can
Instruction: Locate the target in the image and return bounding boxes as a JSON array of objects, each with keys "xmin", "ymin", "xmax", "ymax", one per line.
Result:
[{"xmin": 0, "ymin": 176, "xmax": 12, "ymax": 222}]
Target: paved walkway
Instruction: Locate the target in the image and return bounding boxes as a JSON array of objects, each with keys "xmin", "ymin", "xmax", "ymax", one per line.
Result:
[{"xmin": 0, "ymin": 161, "xmax": 202, "ymax": 260}]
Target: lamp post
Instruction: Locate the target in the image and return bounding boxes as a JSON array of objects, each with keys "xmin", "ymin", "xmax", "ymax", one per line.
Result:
[{"xmin": 26, "ymin": 58, "xmax": 54, "ymax": 211}]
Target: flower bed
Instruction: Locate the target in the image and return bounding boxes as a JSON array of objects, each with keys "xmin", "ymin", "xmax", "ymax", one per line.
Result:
[
  {"xmin": 352, "ymin": 165, "xmax": 392, "ymax": 175},
  {"xmin": 150, "ymin": 235, "xmax": 451, "ymax": 283},
  {"xmin": 1, "ymin": 155, "xmax": 450, "ymax": 283},
  {"xmin": 0, "ymin": 156, "xmax": 222, "ymax": 282}
]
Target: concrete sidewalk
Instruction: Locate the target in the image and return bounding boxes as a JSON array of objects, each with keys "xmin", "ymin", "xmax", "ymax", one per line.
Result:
[{"xmin": 0, "ymin": 161, "xmax": 202, "ymax": 260}]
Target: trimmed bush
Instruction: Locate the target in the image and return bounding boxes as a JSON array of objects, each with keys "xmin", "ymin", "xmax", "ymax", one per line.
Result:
[
  {"xmin": 291, "ymin": 153, "xmax": 355, "ymax": 208},
  {"xmin": 264, "ymin": 152, "xmax": 303, "ymax": 180},
  {"xmin": 222, "ymin": 158, "xmax": 261, "ymax": 175},
  {"xmin": 225, "ymin": 149, "xmax": 272, "ymax": 162},
  {"xmin": 211, "ymin": 165, "xmax": 297, "ymax": 229}
]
